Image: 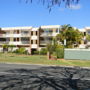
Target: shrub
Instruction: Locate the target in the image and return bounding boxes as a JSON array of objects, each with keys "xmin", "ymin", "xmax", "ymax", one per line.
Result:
[
  {"xmin": 40, "ymin": 48, "xmax": 47, "ymax": 55},
  {"xmin": 55, "ymin": 46, "xmax": 64, "ymax": 59},
  {"xmin": 33, "ymin": 51, "xmax": 39, "ymax": 55},
  {"xmin": 13, "ymin": 47, "xmax": 26, "ymax": 54}
]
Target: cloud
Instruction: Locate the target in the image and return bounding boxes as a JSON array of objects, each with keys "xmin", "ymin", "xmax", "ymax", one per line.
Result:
[{"xmin": 69, "ymin": 4, "xmax": 81, "ymax": 10}]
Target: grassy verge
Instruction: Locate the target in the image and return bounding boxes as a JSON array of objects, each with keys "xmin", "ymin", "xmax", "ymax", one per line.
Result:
[{"xmin": 0, "ymin": 53, "xmax": 90, "ymax": 67}]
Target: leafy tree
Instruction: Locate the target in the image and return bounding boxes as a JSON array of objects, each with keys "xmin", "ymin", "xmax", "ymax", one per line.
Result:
[
  {"xmin": 56, "ymin": 25, "xmax": 83, "ymax": 48},
  {"xmin": 2, "ymin": 44, "xmax": 8, "ymax": 52},
  {"xmin": 86, "ymin": 34, "xmax": 90, "ymax": 41}
]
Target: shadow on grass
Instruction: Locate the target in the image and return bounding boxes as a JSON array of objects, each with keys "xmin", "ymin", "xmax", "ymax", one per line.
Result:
[{"xmin": 0, "ymin": 66, "xmax": 90, "ymax": 90}]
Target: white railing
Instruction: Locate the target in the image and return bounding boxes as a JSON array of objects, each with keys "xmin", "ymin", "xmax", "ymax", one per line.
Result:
[
  {"xmin": 21, "ymin": 41, "xmax": 30, "ymax": 44},
  {"xmin": 0, "ymin": 34, "xmax": 6, "ymax": 37},
  {"xmin": 40, "ymin": 41, "xmax": 51, "ymax": 45},
  {"xmin": 0, "ymin": 41, "xmax": 9, "ymax": 44},
  {"xmin": 40, "ymin": 33, "xmax": 52, "ymax": 37},
  {"xmin": 21, "ymin": 33, "xmax": 30, "ymax": 37}
]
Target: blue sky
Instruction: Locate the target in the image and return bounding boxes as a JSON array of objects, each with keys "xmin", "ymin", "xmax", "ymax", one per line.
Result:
[{"xmin": 0, "ymin": 0, "xmax": 90, "ymax": 28}]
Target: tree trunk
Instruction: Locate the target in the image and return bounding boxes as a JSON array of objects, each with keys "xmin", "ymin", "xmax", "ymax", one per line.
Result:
[{"xmin": 47, "ymin": 52, "xmax": 51, "ymax": 60}]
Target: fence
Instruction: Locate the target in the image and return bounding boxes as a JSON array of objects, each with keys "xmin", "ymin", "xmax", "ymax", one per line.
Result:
[{"xmin": 64, "ymin": 49, "xmax": 90, "ymax": 60}]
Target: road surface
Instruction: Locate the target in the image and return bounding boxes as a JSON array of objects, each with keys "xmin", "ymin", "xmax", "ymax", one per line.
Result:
[{"xmin": 0, "ymin": 63, "xmax": 90, "ymax": 90}]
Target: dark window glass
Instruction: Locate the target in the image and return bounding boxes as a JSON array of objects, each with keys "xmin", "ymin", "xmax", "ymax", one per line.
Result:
[
  {"xmin": 31, "ymin": 31, "xmax": 33, "ymax": 35},
  {"xmin": 14, "ymin": 38, "xmax": 16, "ymax": 41},
  {"xmin": 36, "ymin": 31, "xmax": 37, "ymax": 35},
  {"xmin": 56, "ymin": 29, "xmax": 58, "ymax": 33},
  {"xmin": 17, "ymin": 30, "xmax": 19, "ymax": 34},
  {"xmin": 31, "ymin": 40, "xmax": 33, "ymax": 44},
  {"xmin": 36, "ymin": 40, "xmax": 37, "ymax": 44},
  {"xmin": 17, "ymin": 38, "xmax": 19, "ymax": 41}
]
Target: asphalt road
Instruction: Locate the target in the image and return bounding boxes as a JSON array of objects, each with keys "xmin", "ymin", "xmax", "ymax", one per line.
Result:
[
  {"xmin": 0, "ymin": 63, "xmax": 42, "ymax": 73},
  {"xmin": 0, "ymin": 63, "xmax": 90, "ymax": 90}
]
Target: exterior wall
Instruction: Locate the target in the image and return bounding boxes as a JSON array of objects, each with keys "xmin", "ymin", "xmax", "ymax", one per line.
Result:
[{"xmin": 0, "ymin": 47, "xmax": 3, "ymax": 52}]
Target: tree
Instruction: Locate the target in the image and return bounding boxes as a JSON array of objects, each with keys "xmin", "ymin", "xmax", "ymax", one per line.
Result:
[
  {"xmin": 56, "ymin": 25, "xmax": 83, "ymax": 48},
  {"xmin": 23, "ymin": 0, "xmax": 80, "ymax": 11},
  {"xmin": 2, "ymin": 44, "xmax": 8, "ymax": 53},
  {"xmin": 86, "ymin": 34, "xmax": 90, "ymax": 41}
]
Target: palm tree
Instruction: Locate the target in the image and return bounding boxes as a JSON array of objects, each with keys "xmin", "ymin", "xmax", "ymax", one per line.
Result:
[
  {"xmin": 56, "ymin": 25, "xmax": 83, "ymax": 48},
  {"xmin": 56, "ymin": 24, "xmax": 71, "ymax": 45}
]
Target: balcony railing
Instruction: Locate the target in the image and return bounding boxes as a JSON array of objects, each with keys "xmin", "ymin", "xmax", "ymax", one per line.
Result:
[
  {"xmin": 40, "ymin": 33, "xmax": 52, "ymax": 37},
  {"xmin": 21, "ymin": 33, "xmax": 30, "ymax": 37},
  {"xmin": 0, "ymin": 41, "xmax": 9, "ymax": 44},
  {"xmin": 21, "ymin": 41, "xmax": 30, "ymax": 44},
  {"xmin": 0, "ymin": 34, "xmax": 6, "ymax": 37},
  {"xmin": 40, "ymin": 41, "xmax": 52, "ymax": 45}
]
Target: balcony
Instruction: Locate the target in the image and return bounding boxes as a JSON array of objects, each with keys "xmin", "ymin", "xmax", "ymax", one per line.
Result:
[
  {"xmin": 21, "ymin": 33, "xmax": 30, "ymax": 37},
  {"xmin": 0, "ymin": 34, "xmax": 6, "ymax": 37},
  {"xmin": 40, "ymin": 33, "xmax": 52, "ymax": 37},
  {"xmin": 40, "ymin": 41, "xmax": 52, "ymax": 45},
  {"xmin": 0, "ymin": 41, "xmax": 9, "ymax": 44},
  {"xmin": 21, "ymin": 41, "xmax": 30, "ymax": 44}
]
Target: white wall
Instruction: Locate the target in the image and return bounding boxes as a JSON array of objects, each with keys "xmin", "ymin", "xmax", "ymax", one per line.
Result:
[
  {"xmin": 31, "ymin": 36, "xmax": 38, "ymax": 40},
  {"xmin": 31, "ymin": 44, "xmax": 38, "ymax": 48}
]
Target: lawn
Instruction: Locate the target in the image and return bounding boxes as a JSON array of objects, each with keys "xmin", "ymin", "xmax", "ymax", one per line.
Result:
[{"xmin": 0, "ymin": 53, "xmax": 90, "ymax": 67}]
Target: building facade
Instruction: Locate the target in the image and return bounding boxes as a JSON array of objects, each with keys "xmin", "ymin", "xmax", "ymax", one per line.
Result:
[
  {"xmin": 0, "ymin": 25, "xmax": 90, "ymax": 54},
  {"xmin": 0, "ymin": 25, "xmax": 60, "ymax": 54}
]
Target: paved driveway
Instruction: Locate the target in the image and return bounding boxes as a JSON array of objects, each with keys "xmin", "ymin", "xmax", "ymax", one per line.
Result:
[{"xmin": 0, "ymin": 63, "xmax": 90, "ymax": 90}]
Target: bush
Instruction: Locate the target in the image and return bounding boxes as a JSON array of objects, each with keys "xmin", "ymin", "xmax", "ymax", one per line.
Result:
[
  {"xmin": 40, "ymin": 48, "xmax": 47, "ymax": 55},
  {"xmin": 13, "ymin": 47, "xmax": 27, "ymax": 54},
  {"xmin": 55, "ymin": 47, "xmax": 64, "ymax": 59},
  {"xmin": 33, "ymin": 51, "xmax": 39, "ymax": 55}
]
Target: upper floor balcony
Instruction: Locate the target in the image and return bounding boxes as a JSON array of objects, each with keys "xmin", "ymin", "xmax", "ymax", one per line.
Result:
[
  {"xmin": 40, "ymin": 41, "xmax": 52, "ymax": 45},
  {"xmin": 40, "ymin": 33, "xmax": 53, "ymax": 37},
  {"xmin": 0, "ymin": 41, "xmax": 9, "ymax": 45},
  {"xmin": 0, "ymin": 33, "xmax": 30, "ymax": 38},
  {"xmin": 21, "ymin": 41, "xmax": 30, "ymax": 44},
  {"xmin": 0, "ymin": 34, "xmax": 6, "ymax": 38},
  {"xmin": 21, "ymin": 33, "xmax": 30, "ymax": 37}
]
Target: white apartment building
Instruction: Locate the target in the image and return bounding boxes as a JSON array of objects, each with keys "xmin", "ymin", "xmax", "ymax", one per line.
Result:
[
  {"xmin": 0, "ymin": 25, "xmax": 90, "ymax": 54},
  {"xmin": 0, "ymin": 25, "xmax": 60, "ymax": 54}
]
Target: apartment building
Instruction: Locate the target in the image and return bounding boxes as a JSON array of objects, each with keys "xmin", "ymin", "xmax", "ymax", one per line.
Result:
[
  {"xmin": 0, "ymin": 25, "xmax": 90, "ymax": 53},
  {"xmin": 0, "ymin": 27, "xmax": 32, "ymax": 53},
  {"xmin": 0, "ymin": 25, "xmax": 60, "ymax": 54}
]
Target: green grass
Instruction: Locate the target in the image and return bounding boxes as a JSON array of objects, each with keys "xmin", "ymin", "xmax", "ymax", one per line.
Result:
[{"xmin": 0, "ymin": 53, "xmax": 90, "ymax": 67}]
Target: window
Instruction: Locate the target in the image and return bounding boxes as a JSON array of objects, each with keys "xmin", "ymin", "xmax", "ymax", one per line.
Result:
[
  {"xmin": 14, "ymin": 38, "xmax": 16, "ymax": 41},
  {"xmin": 31, "ymin": 31, "xmax": 33, "ymax": 35},
  {"xmin": 49, "ymin": 30, "xmax": 53, "ymax": 33},
  {"xmin": 17, "ymin": 38, "xmax": 19, "ymax": 41},
  {"xmin": 56, "ymin": 29, "xmax": 58, "ymax": 33},
  {"xmin": 14, "ymin": 38, "xmax": 19, "ymax": 41},
  {"xmin": 36, "ymin": 40, "xmax": 37, "ymax": 44},
  {"xmin": 14, "ymin": 30, "xmax": 17, "ymax": 34},
  {"xmin": 31, "ymin": 40, "xmax": 33, "ymax": 44},
  {"xmin": 84, "ymin": 32, "xmax": 86, "ymax": 36},
  {"xmin": 17, "ymin": 30, "xmax": 19, "ymax": 34},
  {"xmin": 36, "ymin": 31, "xmax": 37, "ymax": 35}
]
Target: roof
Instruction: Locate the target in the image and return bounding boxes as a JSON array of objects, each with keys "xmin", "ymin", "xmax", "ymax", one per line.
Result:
[
  {"xmin": 40, "ymin": 25, "xmax": 61, "ymax": 29},
  {"xmin": 1, "ymin": 26, "xmax": 32, "ymax": 31},
  {"xmin": 31, "ymin": 28, "xmax": 39, "ymax": 31},
  {"xmin": 78, "ymin": 28, "xmax": 86, "ymax": 32},
  {"xmin": 85, "ymin": 27, "xmax": 90, "ymax": 30}
]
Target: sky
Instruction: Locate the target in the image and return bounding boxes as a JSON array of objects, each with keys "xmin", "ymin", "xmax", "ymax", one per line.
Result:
[{"xmin": 0, "ymin": 0, "xmax": 90, "ymax": 29}]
